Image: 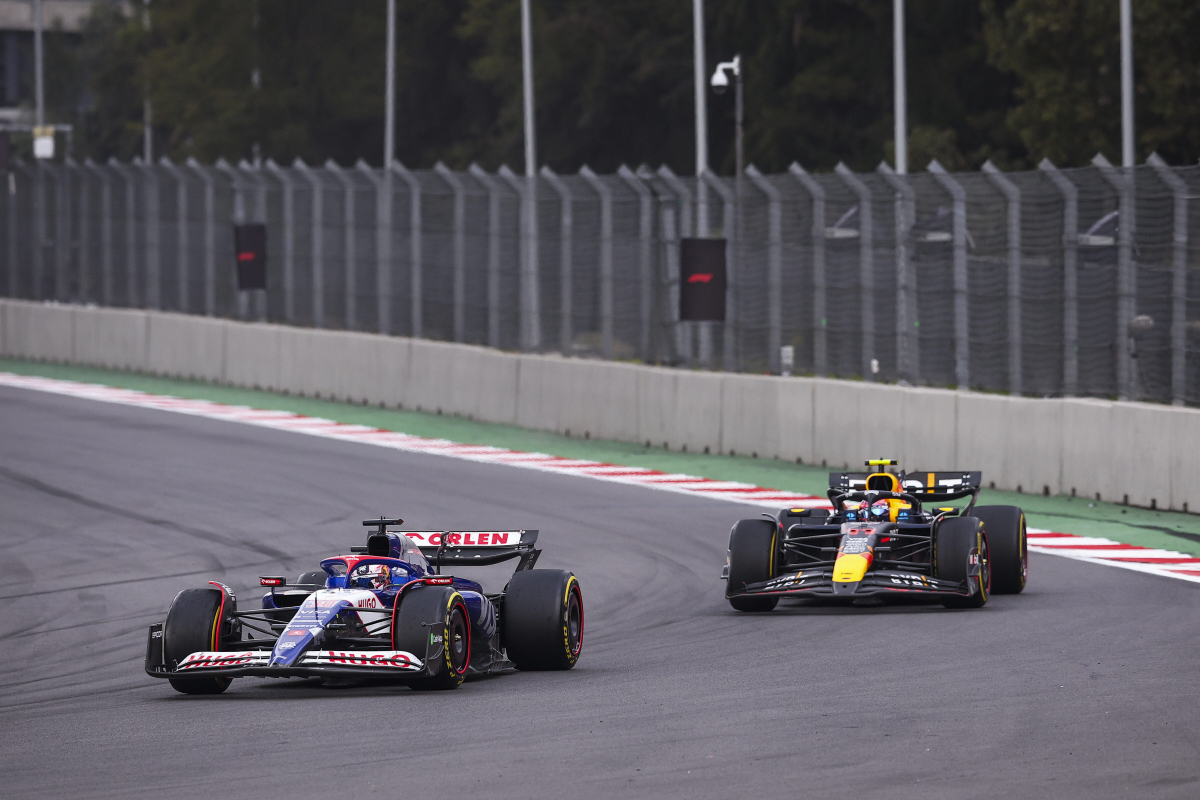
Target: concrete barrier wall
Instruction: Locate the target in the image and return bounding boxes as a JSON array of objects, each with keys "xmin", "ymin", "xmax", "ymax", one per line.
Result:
[{"xmin": 2, "ymin": 299, "xmax": 1195, "ymax": 514}]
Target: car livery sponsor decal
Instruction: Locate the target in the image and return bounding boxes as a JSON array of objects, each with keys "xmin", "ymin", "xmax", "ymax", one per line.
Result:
[
  {"xmin": 178, "ymin": 651, "xmax": 271, "ymax": 670},
  {"xmin": 301, "ymin": 651, "xmax": 422, "ymax": 670},
  {"xmin": 402, "ymin": 531, "xmax": 520, "ymax": 547}
]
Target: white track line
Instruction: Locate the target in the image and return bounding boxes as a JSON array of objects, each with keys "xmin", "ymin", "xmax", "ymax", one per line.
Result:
[{"xmin": 4, "ymin": 370, "xmax": 1198, "ymax": 586}]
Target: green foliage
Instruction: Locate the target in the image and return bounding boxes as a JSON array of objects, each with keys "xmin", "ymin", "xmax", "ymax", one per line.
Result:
[
  {"xmin": 37, "ymin": 0, "xmax": 1200, "ymax": 171},
  {"xmin": 983, "ymin": 0, "xmax": 1200, "ymax": 167}
]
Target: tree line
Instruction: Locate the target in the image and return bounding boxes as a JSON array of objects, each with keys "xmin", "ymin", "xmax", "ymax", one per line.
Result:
[{"xmin": 36, "ymin": 0, "xmax": 1200, "ymax": 174}]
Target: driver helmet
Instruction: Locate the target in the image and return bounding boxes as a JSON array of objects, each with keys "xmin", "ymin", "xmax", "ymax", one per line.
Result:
[{"xmin": 355, "ymin": 563, "xmax": 392, "ymax": 590}]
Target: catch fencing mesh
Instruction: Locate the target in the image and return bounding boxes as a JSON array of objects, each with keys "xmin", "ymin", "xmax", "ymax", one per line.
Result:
[{"xmin": 3, "ymin": 158, "xmax": 1199, "ymax": 405}]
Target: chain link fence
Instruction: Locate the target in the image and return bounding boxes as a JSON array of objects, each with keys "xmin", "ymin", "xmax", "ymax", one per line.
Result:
[{"xmin": 3, "ymin": 154, "xmax": 1199, "ymax": 405}]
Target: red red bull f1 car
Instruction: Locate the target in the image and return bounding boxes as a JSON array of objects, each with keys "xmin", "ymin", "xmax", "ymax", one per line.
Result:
[
  {"xmin": 722, "ymin": 461, "xmax": 1027, "ymax": 610},
  {"xmin": 146, "ymin": 518, "xmax": 583, "ymax": 694}
]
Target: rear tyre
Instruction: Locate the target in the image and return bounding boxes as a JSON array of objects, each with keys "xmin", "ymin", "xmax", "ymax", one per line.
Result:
[
  {"xmin": 973, "ymin": 506, "xmax": 1026, "ymax": 594},
  {"xmin": 296, "ymin": 570, "xmax": 328, "ymax": 590},
  {"xmin": 393, "ymin": 586, "xmax": 470, "ymax": 690},
  {"xmin": 163, "ymin": 588, "xmax": 232, "ymax": 695},
  {"xmin": 503, "ymin": 570, "xmax": 584, "ymax": 670},
  {"xmin": 726, "ymin": 519, "xmax": 779, "ymax": 612},
  {"xmin": 934, "ymin": 517, "xmax": 990, "ymax": 609}
]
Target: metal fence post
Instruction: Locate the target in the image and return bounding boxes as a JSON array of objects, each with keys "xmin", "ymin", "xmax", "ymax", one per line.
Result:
[
  {"xmin": 110, "ymin": 158, "xmax": 138, "ymax": 308},
  {"xmin": 618, "ymin": 165, "xmax": 654, "ymax": 362},
  {"xmin": 499, "ymin": 164, "xmax": 541, "ymax": 351},
  {"xmin": 295, "ymin": 158, "xmax": 325, "ymax": 328},
  {"xmin": 540, "ymin": 165, "xmax": 573, "ymax": 355},
  {"xmin": 355, "ymin": 159, "xmax": 392, "ymax": 335},
  {"xmin": 51, "ymin": 162, "xmax": 69, "ymax": 302},
  {"xmin": 877, "ymin": 162, "xmax": 918, "ymax": 383},
  {"xmin": 391, "ymin": 161, "xmax": 422, "ymax": 339},
  {"xmin": 326, "ymin": 160, "xmax": 357, "ymax": 330},
  {"xmin": 137, "ymin": 158, "xmax": 160, "ymax": 309},
  {"xmin": 86, "ymin": 161, "xmax": 114, "ymax": 307},
  {"xmin": 9, "ymin": 162, "xmax": 25, "ymax": 298},
  {"xmin": 1094, "ymin": 153, "xmax": 1136, "ymax": 401},
  {"xmin": 746, "ymin": 166, "xmax": 783, "ymax": 373},
  {"xmin": 186, "ymin": 158, "xmax": 216, "ymax": 317},
  {"xmin": 836, "ymin": 162, "xmax": 876, "ymax": 381},
  {"xmin": 1038, "ymin": 158, "xmax": 1078, "ymax": 397},
  {"xmin": 789, "ymin": 163, "xmax": 826, "ymax": 378},
  {"xmin": 267, "ymin": 159, "xmax": 296, "ymax": 324},
  {"xmin": 70, "ymin": 158, "xmax": 89, "ymax": 303},
  {"xmin": 242, "ymin": 161, "xmax": 272, "ymax": 321},
  {"xmin": 1147, "ymin": 153, "xmax": 1188, "ymax": 406},
  {"xmin": 983, "ymin": 160, "xmax": 1023, "ymax": 396},
  {"xmin": 54, "ymin": 162, "xmax": 70, "ymax": 301},
  {"xmin": 216, "ymin": 159, "xmax": 251, "ymax": 319},
  {"xmin": 33, "ymin": 161, "xmax": 45, "ymax": 300},
  {"xmin": 699, "ymin": 169, "xmax": 736, "ymax": 370},
  {"xmin": 657, "ymin": 165, "xmax": 694, "ymax": 362},
  {"xmin": 436, "ymin": 161, "xmax": 467, "ymax": 343},
  {"xmin": 580, "ymin": 165, "xmax": 614, "ymax": 360},
  {"xmin": 159, "ymin": 157, "xmax": 189, "ymax": 313},
  {"xmin": 928, "ymin": 160, "xmax": 970, "ymax": 389},
  {"xmin": 469, "ymin": 163, "xmax": 502, "ymax": 348}
]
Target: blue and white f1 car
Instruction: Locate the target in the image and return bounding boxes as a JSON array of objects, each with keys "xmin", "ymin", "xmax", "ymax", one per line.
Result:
[{"xmin": 145, "ymin": 518, "xmax": 584, "ymax": 694}]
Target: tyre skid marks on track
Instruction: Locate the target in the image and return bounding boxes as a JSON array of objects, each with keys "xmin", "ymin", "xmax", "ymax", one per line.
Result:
[{"xmin": 3, "ymin": 370, "xmax": 1197, "ymax": 586}]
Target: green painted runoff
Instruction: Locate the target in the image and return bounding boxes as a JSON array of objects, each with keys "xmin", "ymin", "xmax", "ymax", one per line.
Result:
[{"xmin": 4, "ymin": 357, "xmax": 1199, "ymax": 557}]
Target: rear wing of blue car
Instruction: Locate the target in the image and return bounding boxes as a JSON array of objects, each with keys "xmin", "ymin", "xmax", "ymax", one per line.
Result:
[{"xmin": 354, "ymin": 520, "xmax": 541, "ymax": 571}]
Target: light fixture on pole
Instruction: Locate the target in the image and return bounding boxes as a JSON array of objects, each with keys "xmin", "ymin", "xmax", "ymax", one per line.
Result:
[
  {"xmin": 710, "ymin": 55, "xmax": 742, "ymax": 179},
  {"xmin": 711, "ymin": 55, "xmax": 742, "ymax": 369}
]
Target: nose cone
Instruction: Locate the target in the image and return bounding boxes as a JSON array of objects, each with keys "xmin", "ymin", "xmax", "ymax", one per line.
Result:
[{"xmin": 833, "ymin": 552, "xmax": 872, "ymax": 584}]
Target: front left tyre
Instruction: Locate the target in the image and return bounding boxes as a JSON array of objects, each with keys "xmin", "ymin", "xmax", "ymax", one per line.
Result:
[
  {"xmin": 725, "ymin": 518, "xmax": 779, "ymax": 612},
  {"xmin": 393, "ymin": 585, "xmax": 471, "ymax": 690},
  {"xmin": 163, "ymin": 587, "xmax": 232, "ymax": 695},
  {"xmin": 934, "ymin": 516, "xmax": 990, "ymax": 609}
]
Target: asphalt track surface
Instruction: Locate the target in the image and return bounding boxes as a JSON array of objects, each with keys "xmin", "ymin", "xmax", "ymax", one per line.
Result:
[{"xmin": 2, "ymin": 385, "xmax": 1198, "ymax": 799}]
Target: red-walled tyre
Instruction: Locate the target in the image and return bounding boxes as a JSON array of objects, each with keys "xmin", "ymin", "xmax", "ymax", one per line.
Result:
[
  {"xmin": 164, "ymin": 588, "xmax": 232, "ymax": 695},
  {"xmin": 393, "ymin": 585, "xmax": 470, "ymax": 690}
]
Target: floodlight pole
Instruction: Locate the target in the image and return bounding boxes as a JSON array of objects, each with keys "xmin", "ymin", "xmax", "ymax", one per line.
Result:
[
  {"xmin": 34, "ymin": 0, "xmax": 44, "ymax": 128},
  {"xmin": 384, "ymin": 0, "xmax": 396, "ymax": 169},
  {"xmin": 1120, "ymin": 0, "xmax": 1134, "ymax": 167},
  {"xmin": 893, "ymin": 0, "xmax": 907, "ymax": 174},
  {"xmin": 521, "ymin": 0, "xmax": 536, "ymax": 182},
  {"xmin": 143, "ymin": 0, "xmax": 152, "ymax": 163},
  {"xmin": 520, "ymin": 0, "xmax": 540, "ymax": 350},
  {"xmin": 693, "ymin": 0, "xmax": 708, "ymax": 235}
]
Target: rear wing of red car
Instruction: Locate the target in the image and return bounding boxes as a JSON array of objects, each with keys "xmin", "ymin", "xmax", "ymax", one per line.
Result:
[{"xmin": 829, "ymin": 471, "xmax": 982, "ymax": 499}]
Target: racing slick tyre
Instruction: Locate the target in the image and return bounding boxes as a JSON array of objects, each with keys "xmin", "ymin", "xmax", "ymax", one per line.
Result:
[
  {"xmin": 934, "ymin": 517, "xmax": 990, "ymax": 609},
  {"xmin": 393, "ymin": 586, "xmax": 471, "ymax": 690},
  {"xmin": 973, "ymin": 506, "xmax": 1027, "ymax": 594},
  {"xmin": 725, "ymin": 519, "xmax": 779, "ymax": 612},
  {"xmin": 503, "ymin": 570, "xmax": 583, "ymax": 671},
  {"xmin": 296, "ymin": 570, "xmax": 328, "ymax": 589},
  {"xmin": 163, "ymin": 588, "xmax": 232, "ymax": 695}
]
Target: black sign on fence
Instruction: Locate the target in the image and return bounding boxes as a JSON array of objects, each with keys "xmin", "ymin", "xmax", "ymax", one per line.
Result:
[
  {"xmin": 0, "ymin": 133, "xmax": 10, "ymax": 174},
  {"xmin": 679, "ymin": 238, "xmax": 726, "ymax": 321},
  {"xmin": 233, "ymin": 224, "xmax": 268, "ymax": 290}
]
